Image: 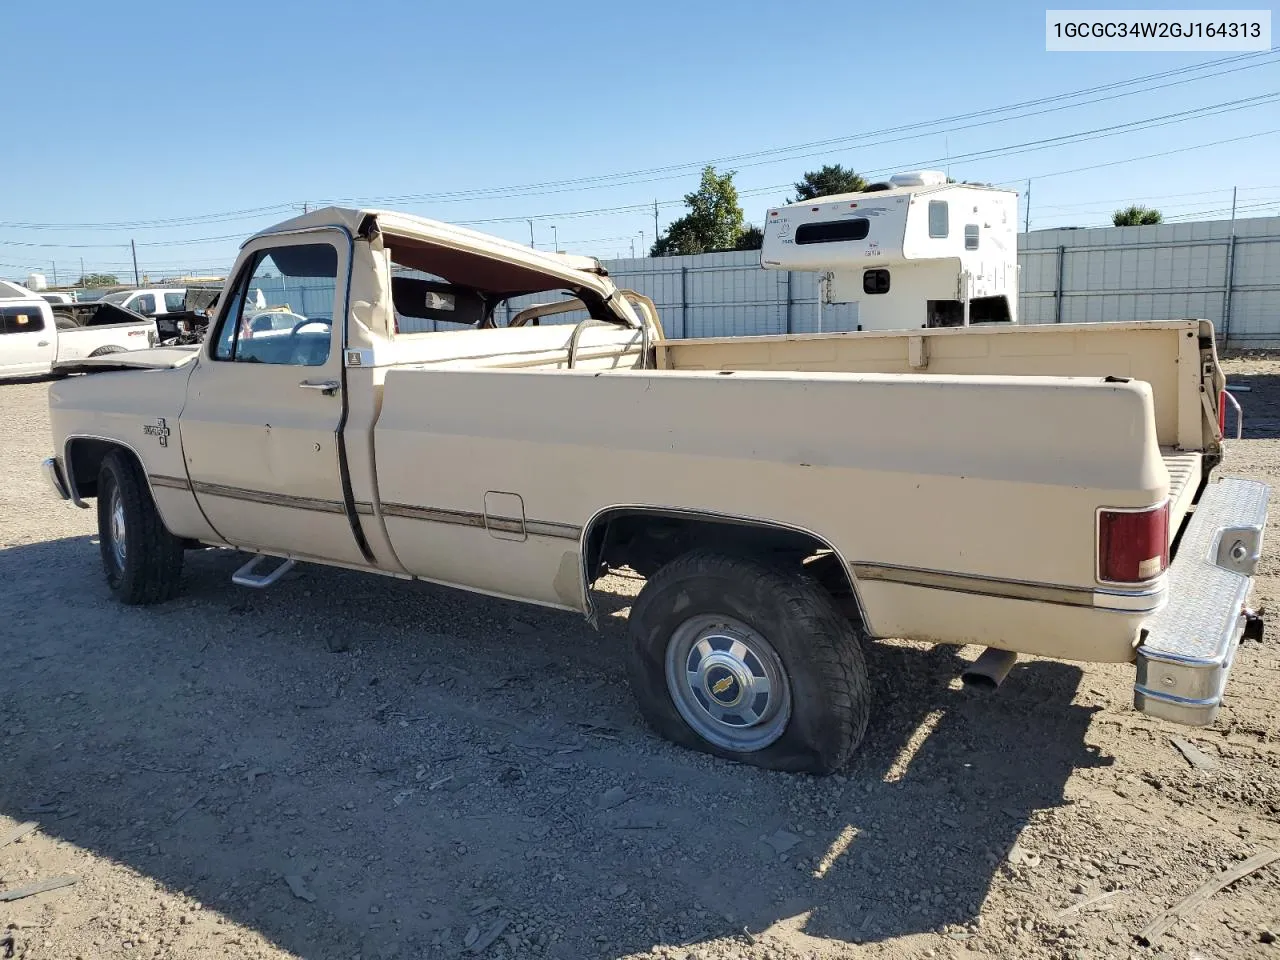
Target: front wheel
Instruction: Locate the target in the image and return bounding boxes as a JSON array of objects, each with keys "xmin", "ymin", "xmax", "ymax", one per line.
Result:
[
  {"xmin": 97, "ymin": 450, "xmax": 185, "ymax": 605},
  {"xmin": 626, "ymin": 549, "xmax": 870, "ymax": 774}
]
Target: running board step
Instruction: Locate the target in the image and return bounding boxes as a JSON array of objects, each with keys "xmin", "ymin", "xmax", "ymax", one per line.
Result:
[{"xmin": 232, "ymin": 555, "xmax": 296, "ymax": 589}]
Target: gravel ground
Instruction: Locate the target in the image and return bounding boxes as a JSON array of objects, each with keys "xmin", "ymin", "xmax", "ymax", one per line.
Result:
[{"xmin": 0, "ymin": 360, "xmax": 1278, "ymax": 960}]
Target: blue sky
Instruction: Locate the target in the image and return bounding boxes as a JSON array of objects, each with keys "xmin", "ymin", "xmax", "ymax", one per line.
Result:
[{"xmin": 2, "ymin": 0, "xmax": 1278, "ymax": 281}]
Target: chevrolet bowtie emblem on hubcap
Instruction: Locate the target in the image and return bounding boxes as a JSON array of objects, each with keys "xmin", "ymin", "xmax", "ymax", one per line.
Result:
[{"xmin": 142, "ymin": 417, "xmax": 171, "ymax": 447}]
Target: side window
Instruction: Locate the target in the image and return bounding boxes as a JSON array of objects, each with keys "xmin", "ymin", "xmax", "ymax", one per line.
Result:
[
  {"xmin": 928, "ymin": 201, "xmax": 949, "ymax": 238},
  {"xmin": 0, "ymin": 306, "xmax": 46, "ymax": 333},
  {"xmin": 132, "ymin": 293, "xmax": 156, "ymax": 316},
  {"xmin": 863, "ymin": 269, "xmax": 890, "ymax": 295},
  {"xmin": 210, "ymin": 243, "xmax": 338, "ymax": 367},
  {"xmin": 164, "ymin": 292, "xmax": 185, "ymax": 312},
  {"xmin": 964, "ymin": 224, "xmax": 980, "ymax": 250}
]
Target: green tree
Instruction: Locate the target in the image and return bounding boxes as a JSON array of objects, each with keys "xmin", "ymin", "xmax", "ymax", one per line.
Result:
[
  {"xmin": 78, "ymin": 273, "xmax": 120, "ymax": 287},
  {"xmin": 734, "ymin": 225, "xmax": 763, "ymax": 251},
  {"xmin": 650, "ymin": 166, "xmax": 746, "ymax": 256},
  {"xmin": 792, "ymin": 164, "xmax": 868, "ymax": 202},
  {"xmin": 1112, "ymin": 205, "xmax": 1163, "ymax": 226}
]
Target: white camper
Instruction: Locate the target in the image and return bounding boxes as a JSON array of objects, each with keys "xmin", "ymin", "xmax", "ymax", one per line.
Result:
[{"xmin": 761, "ymin": 171, "xmax": 1019, "ymax": 332}]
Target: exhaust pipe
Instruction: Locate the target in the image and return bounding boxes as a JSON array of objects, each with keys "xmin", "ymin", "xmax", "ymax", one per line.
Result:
[{"xmin": 961, "ymin": 648, "xmax": 1018, "ymax": 691}]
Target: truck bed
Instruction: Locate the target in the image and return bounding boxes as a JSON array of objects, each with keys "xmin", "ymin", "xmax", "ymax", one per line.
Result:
[{"xmin": 656, "ymin": 319, "xmax": 1223, "ymax": 455}]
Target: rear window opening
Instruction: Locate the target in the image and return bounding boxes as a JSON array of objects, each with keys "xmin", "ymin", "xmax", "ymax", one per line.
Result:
[{"xmin": 385, "ymin": 237, "xmax": 612, "ymax": 335}]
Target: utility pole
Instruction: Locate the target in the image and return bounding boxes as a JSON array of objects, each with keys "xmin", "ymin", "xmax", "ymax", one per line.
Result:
[
  {"xmin": 303, "ymin": 201, "xmax": 309, "ymax": 214},
  {"xmin": 526, "ymin": 220, "xmax": 535, "ymax": 248},
  {"xmin": 51, "ymin": 261, "xmax": 57, "ymax": 287},
  {"xmin": 79, "ymin": 257, "xmax": 84, "ymax": 286},
  {"xmin": 639, "ymin": 230, "xmax": 645, "ymax": 255},
  {"xmin": 1024, "ymin": 180, "xmax": 1031, "ymax": 234},
  {"xmin": 1225, "ymin": 185, "xmax": 1240, "ymax": 343},
  {"xmin": 630, "ymin": 238, "xmax": 636, "ymax": 257},
  {"xmin": 653, "ymin": 200, "xmax": 660, "ymax": 248},
  {"xmin": 131, "ymin": 239, "xmax": 140, "ymax": 286},
  {"xmin": 552, "ymin": 225, "xmax": 559, "ymax": 252}
]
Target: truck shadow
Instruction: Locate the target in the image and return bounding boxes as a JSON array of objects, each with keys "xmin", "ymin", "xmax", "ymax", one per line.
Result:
[{"xmin": 0, "ymin": 535, "xmax": 1107, "ymax": 958}]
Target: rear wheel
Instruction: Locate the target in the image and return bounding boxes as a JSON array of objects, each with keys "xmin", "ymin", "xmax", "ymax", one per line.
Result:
[
  {"xmin": 97, "ymin": 450, "xmax": 184, "ymax": 605},
  {"xmin": 88, "ymin": 345, "xmax": 126, "ymax": 357},
  {"xmin": 626, "ymin": 549, "xmax": 870, "ymax": 774}
]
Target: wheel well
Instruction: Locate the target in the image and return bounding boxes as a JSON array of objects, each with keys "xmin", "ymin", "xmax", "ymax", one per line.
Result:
[
  {"xmin": 584, "ymin": 508, "xmax": 862, "ymax": 615},
  {"xmin": 66, "ymin": 438, "xmax": 135, "ymax": 501}
]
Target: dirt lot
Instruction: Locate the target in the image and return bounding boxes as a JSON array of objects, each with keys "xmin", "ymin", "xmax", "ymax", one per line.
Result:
[{"xmin": 1, "ymin": 360, "xmax": 1278, "ymax": 960}]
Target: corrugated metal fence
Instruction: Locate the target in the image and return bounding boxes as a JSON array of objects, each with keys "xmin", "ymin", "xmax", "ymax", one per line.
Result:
[
  {"xmin": 1018, "ymin": 216, "xmax": 1280, "ymax": 347},
  {"xmin": 514, "ymin": 214, "xmax": 1279, "ymax": 346}
]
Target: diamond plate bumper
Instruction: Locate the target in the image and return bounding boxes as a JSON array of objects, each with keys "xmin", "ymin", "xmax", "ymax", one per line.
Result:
[{"xmin": 1135, "ymin": 477, "xmax": 1270, "ymax": 726}]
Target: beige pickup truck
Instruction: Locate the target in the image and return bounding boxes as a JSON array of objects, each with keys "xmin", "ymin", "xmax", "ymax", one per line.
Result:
[{"xmin": 43, "ymin": 206, "xmax": 1269, "ymax": 773}]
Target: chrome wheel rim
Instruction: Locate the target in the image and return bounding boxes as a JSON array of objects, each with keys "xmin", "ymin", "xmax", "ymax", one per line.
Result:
[
  {"xmin": 108, "ymin": 487, "xmax": 127, "ymax": 569},
  {"xmin": 664, "ymin": 614, "xmax": 791, "ymax": 752}
]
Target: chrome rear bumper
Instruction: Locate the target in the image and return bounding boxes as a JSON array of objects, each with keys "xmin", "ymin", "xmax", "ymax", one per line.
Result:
[
  {"xmin": 42, "ymin": 457, "xmax": 72, "ymax": 502},
  {"xmin": 1135, "ymin": 477, "xmax": 1270, "ymax": 726}
]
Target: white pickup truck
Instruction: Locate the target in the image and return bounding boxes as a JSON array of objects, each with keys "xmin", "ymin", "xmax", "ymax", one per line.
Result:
[
  {"xmin": 0, "ymin": 283, "xmax": 157, "ymax": 380},
  {"xmin": 42, "ymin": 206, "xmax": 1269, "ymax": 774}
]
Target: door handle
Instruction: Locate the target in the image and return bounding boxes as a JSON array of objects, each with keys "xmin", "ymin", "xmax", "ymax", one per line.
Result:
[
  {"xmin": 299, "ymin": 379, "xmax": 340, "ymax": 396},
  {"xmin": 37, "ymin": 341, "xmax": 49, "ymax": 347}
]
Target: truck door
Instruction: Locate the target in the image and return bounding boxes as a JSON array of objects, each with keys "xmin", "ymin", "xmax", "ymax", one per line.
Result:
[
  {"xmin": 0, "ymin": 304, "xmax": 55, "ymax": 375},
  {"xmin": 179, "ymin": 234, "xmax": 369, "ymax": 566}
]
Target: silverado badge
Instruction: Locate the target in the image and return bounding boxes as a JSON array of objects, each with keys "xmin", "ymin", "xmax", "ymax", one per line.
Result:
[{"xmin": 142, "ymin": 417, "xmax": 171, "ymax": 447}]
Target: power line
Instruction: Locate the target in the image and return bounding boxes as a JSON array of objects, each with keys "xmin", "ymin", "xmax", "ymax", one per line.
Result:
[
  {"xmin": 443, "ymin": 93, "xmax": 1280, "ymax": 226},
  {"xmin": 1037, "ymin": 187, "xmax": 1238, "ymax": 211},
  {"xmin": 4, "ymin": 51, "xmax": 1274, "ymax": 234},
  {"xmin": 994, "ymin": 127, "xmax": 1280, "ymax": 186},
  {"xmin": 9, "ymin": 94, "xmax": 1280, "ymax": 263},
  {"xmin": 334, "ymin": 52, "xmax": 1280, "ymax": 209}
]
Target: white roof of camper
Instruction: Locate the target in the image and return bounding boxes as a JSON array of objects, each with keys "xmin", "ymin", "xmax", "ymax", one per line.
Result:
[{"xmin": 773, "ymin": 181, "xmax": 1013, "ymax": 211}]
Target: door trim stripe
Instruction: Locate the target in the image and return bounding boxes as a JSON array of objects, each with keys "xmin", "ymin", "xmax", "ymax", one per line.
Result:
[
  {"xmin": 149, "ymin": 474, "xmax": 192, "ymax": 492},
  {"xmin": 182, "ymin": 485, "xmax": 576, "ymax": 539},
  {"xmin": 380, "ymin": 502, "xmax": 581, "ymax": 540},
  {"xmin": 191, "ymin": 480, "xmax": 348, "ymax": 515},
  {"xmin": 850, "ymin": 561, "xmax": 1163, "ymax": 612}
]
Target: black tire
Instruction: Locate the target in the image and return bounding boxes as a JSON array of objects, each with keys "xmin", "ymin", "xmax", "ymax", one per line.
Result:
[
  {"xmin": 626, "ymin": 549, "xmax": 870, "ymax": 774},
  {"xmin": 88, "ymin": 345, "xmax": 125, "ymax": 357},
  {"xmin": 97, "ymin": 449, "xmax": 184, "ymax": 605}
]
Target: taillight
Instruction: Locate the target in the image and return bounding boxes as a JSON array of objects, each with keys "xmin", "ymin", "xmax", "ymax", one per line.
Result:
[
  {"xmin": 1219, "ymin": 388, "xmax": 1227, "ymax": 434},
  {"xmin": 1098, "ymin": 502, "xmax": 1169, "ymax": 583}
]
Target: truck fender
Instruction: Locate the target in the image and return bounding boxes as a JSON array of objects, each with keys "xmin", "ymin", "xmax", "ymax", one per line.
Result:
[{"xmin": 577, "ymin": 504, "xmax": 869, "ymax": 630}]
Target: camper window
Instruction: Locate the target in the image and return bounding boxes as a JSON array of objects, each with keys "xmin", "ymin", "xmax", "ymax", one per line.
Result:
[
  {"xmin": 928, "ymin": 201, "xmax": 949, "ymax": 238},
  {"xmin": 795, "ymin": 219, "xmax": 870, "ymax": 245},
  {"xmin": 965, "ymin": 224, "xmax": 980, "ymax": 250},
  {"xmin": 863, "ymin": 269, "xmax": 890, "ymax": 295}
]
